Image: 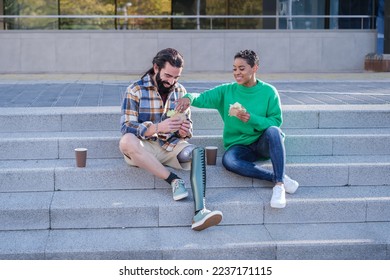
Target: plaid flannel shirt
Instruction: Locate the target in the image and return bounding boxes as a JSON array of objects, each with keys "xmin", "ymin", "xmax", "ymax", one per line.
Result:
[{"xmin": 120, "ymin": 74, "xmax": 192, "ymax": 151}]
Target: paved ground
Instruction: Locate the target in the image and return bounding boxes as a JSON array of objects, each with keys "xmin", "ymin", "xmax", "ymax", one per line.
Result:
[{"xmin": 0, "ymin": 72, "xmax": 389, "ymax": 107}]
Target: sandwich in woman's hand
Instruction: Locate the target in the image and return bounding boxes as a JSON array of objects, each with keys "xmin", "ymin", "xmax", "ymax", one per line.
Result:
[{"xmin": 228, "ymin": 102, "xmax": 247, "ymax": 117}]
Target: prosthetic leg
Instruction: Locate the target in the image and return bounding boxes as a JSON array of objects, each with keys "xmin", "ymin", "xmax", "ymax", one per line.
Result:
[{"xmin": 190, "ymin": 147, "xmax": 223, "ymax": 231}]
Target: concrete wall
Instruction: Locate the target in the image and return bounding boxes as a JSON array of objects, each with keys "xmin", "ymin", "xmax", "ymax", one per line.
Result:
[{"xmin": 0, "ymin": 29, "xmax": 376, "ymax": 73}]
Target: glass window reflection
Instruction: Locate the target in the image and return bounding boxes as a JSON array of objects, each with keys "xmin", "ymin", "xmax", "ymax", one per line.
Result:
[{"xmin": 0, "ymin": 0, "xmax": 378, "ymax": 30}]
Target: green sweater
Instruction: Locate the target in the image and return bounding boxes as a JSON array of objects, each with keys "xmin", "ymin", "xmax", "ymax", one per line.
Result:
[{"xmin": 185, "ymin": 79, "xmax": 283, "ymax": 150}]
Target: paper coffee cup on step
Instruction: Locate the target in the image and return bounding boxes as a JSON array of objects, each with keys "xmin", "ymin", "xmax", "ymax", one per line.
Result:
[
  {"xmin": 205, "ymin": 146, "xmax": 218, "ymax": 165},
  {"xmin": 75, "ymin": 148, "xmax": 87, "ymax": 167}
]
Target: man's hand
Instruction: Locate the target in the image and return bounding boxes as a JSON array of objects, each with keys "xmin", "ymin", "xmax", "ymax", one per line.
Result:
[
  {"xmin": 177, "ymin": 119, "xmax": 191, "ymax": 137},
  {"xmin": 158, "ymin": 117, "xmax": 184, "ymax": 133}
]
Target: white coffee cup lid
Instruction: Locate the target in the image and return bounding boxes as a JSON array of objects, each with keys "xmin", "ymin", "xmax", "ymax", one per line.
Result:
[{"xmin": 75, "ymin": 148, "xmax": 88, "ymax": 151}]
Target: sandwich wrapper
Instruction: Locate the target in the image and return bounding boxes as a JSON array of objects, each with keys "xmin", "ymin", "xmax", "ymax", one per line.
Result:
[
  {"xmin": 228, "ymin": 102, "xmax": 246, "ymax": 117},
  {"xmin": 166, "ymin": 109, "xmax": 187, "ymax": 122}
]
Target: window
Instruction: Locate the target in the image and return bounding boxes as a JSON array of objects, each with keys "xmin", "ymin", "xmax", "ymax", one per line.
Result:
[
  {"xmin": 115, "ymin": 0, "xmax": 171, "ymax": 30},
  {"xmin": 59, "ymin": 0, "xmax": 115, "ymax": 30},
  {"xmin": 3, "ymin": 0, "xmax": 59, "ymax": 29},
  {"xmin": 172, "ymin": 0, "xmax": 264, "ymax": 29},
  {"xmin": 0, "ymin": 0, "xmax": 378, "ymax": 30}
]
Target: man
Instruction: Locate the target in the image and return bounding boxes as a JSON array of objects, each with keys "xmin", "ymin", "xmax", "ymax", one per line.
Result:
[{"xmin": 119, "ymin": 48, "xmax": 222, "ymax": 231}]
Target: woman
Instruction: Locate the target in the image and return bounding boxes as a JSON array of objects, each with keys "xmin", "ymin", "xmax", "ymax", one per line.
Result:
[{"xmin": 176, "ymin": 49, "xmax": 299, "ymax": 208}]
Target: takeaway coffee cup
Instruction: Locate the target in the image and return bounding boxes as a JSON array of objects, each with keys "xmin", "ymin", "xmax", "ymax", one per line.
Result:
[
  {"xmin": 75, "ymin": 148, "xmax": 88, "ymax": 167},
  {"xmin": 205, "ymin": 146, "xmax": 218, "ymax": 165}
]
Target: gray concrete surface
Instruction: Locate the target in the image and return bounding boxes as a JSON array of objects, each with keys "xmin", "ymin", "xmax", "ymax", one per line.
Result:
[
  {"xmin": 0, "ymin": 72, "xmax": 389, "ymax": 107},
  {"xmin": 1, "ymin": 72, "xmax": 390, "ymax": 260}
]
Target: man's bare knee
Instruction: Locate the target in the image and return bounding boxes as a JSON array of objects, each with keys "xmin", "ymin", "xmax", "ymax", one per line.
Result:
[{"xmin": 119, "ymin": 134, "xmax": 139, "ymax": 156}]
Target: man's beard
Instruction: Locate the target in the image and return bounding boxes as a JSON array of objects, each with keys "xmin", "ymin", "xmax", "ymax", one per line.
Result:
[{"xmin": 156, "ymin": 72, "xmax": 175, "ymax": 94}]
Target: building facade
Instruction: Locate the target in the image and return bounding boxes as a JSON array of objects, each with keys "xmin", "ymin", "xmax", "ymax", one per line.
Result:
[{"xmin": 0, "ymin": 0, "xmax": 387, "ymax": 73}]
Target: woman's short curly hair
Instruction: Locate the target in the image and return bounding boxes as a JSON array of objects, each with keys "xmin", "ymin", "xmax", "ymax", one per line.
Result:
[{"xmin": 234, "ymin": 50, "xmax": 259, "ymax": 67}]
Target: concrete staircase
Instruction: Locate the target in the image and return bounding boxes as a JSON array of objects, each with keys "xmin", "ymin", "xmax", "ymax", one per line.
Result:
[{"xmin": 1, "ymin": 104, "xmax": 390, "ymax": 260}]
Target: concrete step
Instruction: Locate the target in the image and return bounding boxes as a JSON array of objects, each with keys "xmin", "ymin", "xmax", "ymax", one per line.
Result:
[
  {"xmin": 1, "ymin": 156, "xmax": 389, "ymax": 192},
  {"xmin": 1, "ymin": 186, "xmax": 390, "ymax": 231},
  {"xmin": 1, "ymin": 105, "xmax": 390, "ymax": 260},
  {"xmin": 1, "ymin": 105, "xmax": 390, "ymax": 133},
  {"xmin": 1, "ymin": 221, "xmax": 389, "ymax": 259},
  {"xmin": 1, "ymin": 128, "xmax": 390, "ymax": 160}
]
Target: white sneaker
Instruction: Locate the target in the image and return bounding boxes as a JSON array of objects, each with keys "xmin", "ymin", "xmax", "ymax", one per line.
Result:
[
  {"xmin": 270, "ymin": 185, "xmax": 286, "ymax": 208},
  {"xmin": 284, "ymin": 175, "xmax": 299, "ymax": 194}
]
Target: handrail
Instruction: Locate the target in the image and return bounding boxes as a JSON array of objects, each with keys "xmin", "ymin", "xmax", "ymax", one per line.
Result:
[
  {"xmin": 0, "ymin": 14, "xmax": 375, "ymax": 30},
  {"xmin": 0, "ymin": 14, "xmax": 374, "ymax": 19}
]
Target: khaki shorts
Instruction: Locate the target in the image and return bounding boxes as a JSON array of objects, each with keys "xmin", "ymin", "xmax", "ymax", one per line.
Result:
[{"xmin": 123, "ymin": 139, "xmax": 191, "ymax": 170}]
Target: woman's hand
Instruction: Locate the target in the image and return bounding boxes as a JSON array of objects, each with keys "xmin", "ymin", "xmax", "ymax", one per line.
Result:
[
  {"xmin": 174, "ymin": 98, "xmax": 191, "ymax": 113},
  {"xmin": 236, "ymin": 111, "xmax": 250, "ymax": 123}
]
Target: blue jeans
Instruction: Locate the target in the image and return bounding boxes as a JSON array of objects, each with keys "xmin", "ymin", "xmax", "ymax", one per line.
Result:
[{"xmin": 222, "ymin": 126, "xmax": 285, "ymax": 183}]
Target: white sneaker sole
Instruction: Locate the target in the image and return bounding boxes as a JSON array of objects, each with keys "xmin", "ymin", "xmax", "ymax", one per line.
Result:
[
  {"xmin": 270, "ymin": 201, "xmax": 286, "ymax": 208},
  {"xmin": 284, "ymin": 176, "xmax": 299, "ymax": 194},
  {"xmin": 192, "ymin": 211, "xmax": 223, "ymax": 231},
  {"xmin": 173, "ymin": 191, "xmax": 188, "ymax": 201},
  {"xmin": 285, "ymin": 183, "xmax": 299, "ymax": 194}
]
